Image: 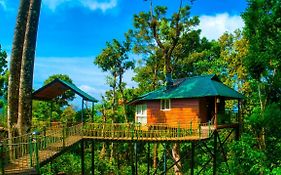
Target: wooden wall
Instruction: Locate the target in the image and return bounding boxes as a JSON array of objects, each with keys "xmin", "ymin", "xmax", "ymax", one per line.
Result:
[{"xmin": 145, "ymin": 99, "xmax": 200, "ymax": 128}]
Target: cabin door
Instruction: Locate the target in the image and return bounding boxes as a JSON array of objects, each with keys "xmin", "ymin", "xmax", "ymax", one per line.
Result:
[{"xmin": 207, "ymin": 97, "xmax": 215, "ymax": 121}]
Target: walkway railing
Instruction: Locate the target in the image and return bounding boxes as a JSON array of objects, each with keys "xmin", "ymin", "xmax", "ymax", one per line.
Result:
[
  {"xmin": 82, "ymin": 122, "xmax": 214, "ymax": 141},
  {"xmin": 0, "ymin": 121, "xmax": 214, "ymax": 174},
  {"xmin": 0, "ymin": 123, "xmax": 83, "ymax": 174}
]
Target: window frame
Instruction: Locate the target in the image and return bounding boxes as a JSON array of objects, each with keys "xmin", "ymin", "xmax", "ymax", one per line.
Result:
[
  {"xmin": 135, "ymin": 104, "xmax": 147, "ymax": 124},
  {"xmin": 160, "ymin": 99, "xmax": 171, "ymax": 111}
]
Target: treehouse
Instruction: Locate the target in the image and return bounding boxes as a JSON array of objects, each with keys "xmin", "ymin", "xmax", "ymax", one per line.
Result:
[{"xmin": 130, "ymin": 75, "xmax": 243, "ymax": 129}]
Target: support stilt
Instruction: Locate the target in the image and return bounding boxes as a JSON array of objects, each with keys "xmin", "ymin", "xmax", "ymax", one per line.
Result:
[
  {"xmin": 92, "ymin": 141, "xmax": 94, "ymax": 175},
  {"xmin": 81, "ymin": 99, "xmax": 84, "ymax": 123},
  {"xmin": 81, "ymin": 140, "xmax": 85, "ymax": 175},
  {"xmin": 147, "ymin": 143, "xmax": 150, "ymax": 175},
  {"xmin": 0, "ymin": 142, "xmax": 4, "ymax": 175},
  {"xmin": 191, "ymin": 142, "xmax": 195, "ymax": 175},
  {"xmin": 135, "ymin": 143, "xmax": 137, "ymax": 175},
  {"xmin": 163, "ymin": 143, "xmax": 167, "ymax": 175},
  {"xmin": 213, "ymin": 131, "xmax": 218, "ymax": 175}
]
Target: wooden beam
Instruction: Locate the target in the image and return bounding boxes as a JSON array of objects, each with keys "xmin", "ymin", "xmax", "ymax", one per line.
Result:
[
  {"xmin": 191, "ymin": 142, "xmax": 195, "ymax": 175},
  {"xmin": 81, "ymin": 140, "xmax": 85, "ymax": 175},
  {"xmin": 134, "ymin": 143, "xmax": 138, "ymax": 175},
  {"xmin": 163, "ymin": 143, "xmax": 167, "ymax": 175},
  {"xmin": 147, "ymin": 143, "xmax": 150, "ymax": 175},
  {"xmin": 92, "ymin": 141, "xmax": 94, "ymax": 175},
  {"xmin": 214, "ymin": 97, "xmax": 218, "ymax": 129},
  {"xmin": 213, "ymin": 131, "xmax": 217, "ymax": 175}
]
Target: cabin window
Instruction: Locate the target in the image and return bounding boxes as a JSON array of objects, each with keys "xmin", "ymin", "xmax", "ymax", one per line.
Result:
[
  {"xmin": 161, "ymin": 99, "xmax": 171, "ymax": 111},
  {"xmin": 136, "ymin": 104, "xmax": 147, "ymax": 124}
]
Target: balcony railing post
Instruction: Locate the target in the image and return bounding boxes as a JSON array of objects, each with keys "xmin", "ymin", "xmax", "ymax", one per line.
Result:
[
  {"xmin": 190, "ymin": 121, "xmax": 193, "ymax": 135},
  {"xmin": 199, "ymin": 123, "xmax": 201, "ymax": 138},
  {"xmin": 0, "ymin": 141, "xmax": 4, "ymax": 175},
  {"xmin": 208, "ymin": 121, "xmax": 211, "ymax": 137},
  {"xmin": 32, "ymin": 131, "xmax": 40, "ymax": 173},
  {"xmin": 29, "ymin": 134, "xmax": 33, "ymax": 167},
  {"xmin": 43, "ymin": 126, "xmax": 47, "ymax": 149},
  {"xmin": 62, "ymin": 126, "xmax": 66, "ymax": 148},
  {"xmin": 177, "ymin": 121, "xmax": 181, "ymax": 137},
  {"xmin": 131, "ymin": 123, "xmax": 135, "ymax": 140}
]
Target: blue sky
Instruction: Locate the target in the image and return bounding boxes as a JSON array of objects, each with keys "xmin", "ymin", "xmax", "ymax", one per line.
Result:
[{"xmin": 0, "ymin": 0, "xmax": 247, "ymax": 107}]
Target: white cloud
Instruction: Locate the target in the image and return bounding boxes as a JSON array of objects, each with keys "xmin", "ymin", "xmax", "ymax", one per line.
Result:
[
  {"xmin": 33, "ymin": 56, "xmax": 136, "ymax": 102},
  {"xmin": 43, "ymin": 0, "xmax": 69, "ymax": 11},
  {"xmin": 0, "ymin": 0, "xmax": 7, "ymax": 10},
  {"xmin": 81, "ymin": 0, "xmax": 117, "ymax": 12},
  {"xmin": 198, "ymin": 13, "xmax": 244, "ymax": 40},
  {"xmin": 43, "ymin": 0, "xmax": 117, "ymax": 12}
]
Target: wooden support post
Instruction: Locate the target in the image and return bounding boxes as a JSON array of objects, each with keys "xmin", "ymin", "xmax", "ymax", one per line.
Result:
[
  {"xmin": 62, "ymin": 126, "xmax": 66, "ymax": 148},
  {"xmin": 190, "ymin": 121, "xmax": 192, "ymax": 134},
  {"xmin": 163, "ymin": 143, "xmax": 167, "ymax": 175},
  {"xmin": 213, "ymin": 131, "xmax": 218, "ymax": 175},
  {"xmin": 81, "ymin": 99, "xmax": 84, "ymax": 123},
  {"xmin": 43, "ymin": 126, "xmax": 47, "ymax": 149},
  {"xmin": 177, "ymin": 121, "xmax": 181, "ymax": 137},
  {"xmin": 131, "ymin": 143, "xmax": 135, "ymax": 175},
  {"xmin": 50, "ymin": 101, "xmax": 54, "ymax": 127},
  {"xmin": 81, "ymin": 140, "xmax": 85, "ymax": 175},
  {"xmin": 147, "ymin": 143, "xmax": 150, "ymax": 175},
  {"xmin": 34, "ymin": 133, "xmax": 40, "ymax": 174},
  {"xmin": 191, "ymin": 142, "xmax": 195, "ymax": 175},
  {"xmin": 236, "ymin": 99, "xmax": 241, "ymax": 140},
  {"xmin": 199, "ymin": 123, "xmax": 201, "ymax": 138},
  {"xmin": 29, "ymin": 134, "xmax": 33, "ymax": 167},
  {"xmin": 92, "ymin": 102, "xmax": 95, "ymax": 122},
  {"xmin": 0, "ymin": 142, "xmax": 4, "ymax": 175},
  {"xmin": 134, "ymin": 143, "xmax": 138, "ymax": 175},
  {"xmin": 92, "ymin": 141, "xmax": 94, "ymax": 175},
  {"xmin": 214, "ymin": 97, "xmax": 218, "ymax": 129}
]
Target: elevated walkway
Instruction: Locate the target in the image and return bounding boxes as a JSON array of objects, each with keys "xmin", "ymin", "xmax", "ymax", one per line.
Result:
[{"xmin": 0, "ymin": 122, "xmax": 217, "ymax": 174}]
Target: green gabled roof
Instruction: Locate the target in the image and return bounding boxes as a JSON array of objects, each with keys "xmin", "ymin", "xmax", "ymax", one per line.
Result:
[
  {"xmin": 134, "ymin": 75, "xmax": 243, "ymax": 102},
  {"xmin": 33, "ymin": 78, "xmax": 98, "ymax": 102}
]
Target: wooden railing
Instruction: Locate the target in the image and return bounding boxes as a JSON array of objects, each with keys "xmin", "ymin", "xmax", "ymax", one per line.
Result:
[
  {"xmin": 0, "ymin": 122, "xmax": 214, "ymax": 174},
  {"xmin": 82, "ymin": 122, "xmax": 214, "ymax": 141},
  {"xmin": 0, "ymin": 123, "xmax": 83, "ymax": 174}
]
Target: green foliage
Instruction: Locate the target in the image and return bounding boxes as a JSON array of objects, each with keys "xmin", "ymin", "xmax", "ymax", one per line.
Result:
[
  {"xmin": 229, "ymin": 134, "xmax": 268, "ymax": 174},
  {"xmin": 0, "ymin": 45, "xmax": 8, "ymax": 127},
  {"xmin": 31, "ymin": 1, "xmax": 281, "ymax": 174},
  {"xmin": 61, "ymin": 105, "xmax": 76, "ymax": 124}
]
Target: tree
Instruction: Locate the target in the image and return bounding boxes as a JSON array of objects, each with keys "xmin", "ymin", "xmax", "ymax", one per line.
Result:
[
  {"xmin": 17, "ymin": 0, "xmax": 42, "ymax": 135},
  {"xmin": 95, "ymin": 38, "xmax": 134, "ymax": 123},
  {"xmin": 0, "ymin": 45, "xmax": 8, "ymax": 109},
  {"xmin": 7, "ymin": 0, "xmax": 31, "ymax": 138},
  {"xmin": 242, "ymin": 0, "xmax": 281, "ymax": 152},
  {"xmin": 131, "ymin": 1, "xmax": 199, "ymax": 84}
]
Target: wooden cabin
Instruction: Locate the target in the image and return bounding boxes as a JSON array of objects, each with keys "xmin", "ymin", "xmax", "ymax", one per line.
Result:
[{"xmin": 131, "ymin": 75, "xmax": 243, "ymax": 129}]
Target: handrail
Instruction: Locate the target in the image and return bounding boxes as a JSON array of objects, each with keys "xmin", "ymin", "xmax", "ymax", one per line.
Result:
[{"xmin": 1, "ymin": 122, "xmax": 215, "ymax": 174}]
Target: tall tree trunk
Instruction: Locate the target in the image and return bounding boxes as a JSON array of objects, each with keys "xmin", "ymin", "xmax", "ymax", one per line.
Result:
[
  {"xmin": 118, "ymin": 73, "xmax": 128, "ymax": 123},
  {"xmin": 172, "ymin": 143, "xmax": 182, "ymax": 175},
  {"xmin": 18, "ymin": 0, "xmax": 42, "ymax": 135},
  {"xmin": 7, "ymin": 0, "xmax": 30, "ymax": 139},
  {"xmin": 153, "ymin": 143, "xmax": 158, "ymax": 168},
  {"xmin": 257, "ymin": 82, "xmax": 266, "ymax": 149}
]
